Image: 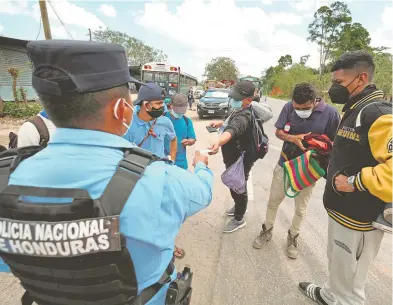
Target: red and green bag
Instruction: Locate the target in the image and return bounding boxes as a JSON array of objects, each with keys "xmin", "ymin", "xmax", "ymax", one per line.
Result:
[{"xmin": 283, "ymin": 150, "xmax": 326, "ymax": 198}]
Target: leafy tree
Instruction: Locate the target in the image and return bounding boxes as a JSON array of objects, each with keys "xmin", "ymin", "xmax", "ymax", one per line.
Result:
[
  {"xmin": 332, "ymin": 22, "xmax": 372, "ymax": 59},
  {"xmin": 261, "ymin": 51, "xmax": 391, "ymax": 104},
  {"xmin": 204, "ymin": 57, "xmax": 239, "ymax": 81},
  {"xmin": 93, "ymin": 27, "xmax": 167, "ymax": 65},
  {"xmin": 308, "ymin": 1, "xmax": 352, "ymax": 75},
  {"xmin": 374, "ymin": 53, "xmax": 392, "ymax": 96},
  {"xmin": 278, "ymin": 55, "xmax": 293, "ymax": 67}
]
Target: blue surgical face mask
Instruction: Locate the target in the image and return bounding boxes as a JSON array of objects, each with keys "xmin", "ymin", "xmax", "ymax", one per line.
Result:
[
  {"xmin": 231, "ymin": 100, "xmax": 243, "ymax": 109},
  {"xmin": 171, "ymin": 109, "xmax": 183, "ymax": 119}
]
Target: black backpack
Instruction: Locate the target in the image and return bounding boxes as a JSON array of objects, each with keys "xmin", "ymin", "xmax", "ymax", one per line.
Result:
[
  {"xmin": 8, "ymin": 116, "xmax": 50, "ymax": 149},
  {"xmin": 249, "ymin": 109, "xmax": 269, "ymax": 161}
]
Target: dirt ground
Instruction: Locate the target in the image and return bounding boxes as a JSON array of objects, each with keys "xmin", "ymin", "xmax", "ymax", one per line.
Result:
[{"xmin": 0, "ymin": 118, "xmax": 24, "ymax": 147}]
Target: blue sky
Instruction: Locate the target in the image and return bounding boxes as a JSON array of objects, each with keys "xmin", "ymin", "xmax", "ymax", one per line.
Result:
[{"xmin": 0, "ymin": 0, "xmax": 392, "ymax": 78}]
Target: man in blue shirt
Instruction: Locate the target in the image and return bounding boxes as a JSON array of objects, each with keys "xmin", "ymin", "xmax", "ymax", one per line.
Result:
[
  {"xmin": 124, "ymin": 83, "xmax": 177, "ymax": 160},
  {"xmin": 165, "ymin": 94, "xmax": 196, "ymax": 170},
  {"xmin": 0, "ymin": 40, "xmax": 213, "ymax": 305}
]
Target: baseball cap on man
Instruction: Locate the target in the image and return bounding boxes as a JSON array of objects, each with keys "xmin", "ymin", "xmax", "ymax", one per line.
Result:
[
  {"xmin": 229, "ymin": 81, "xmax": 256, "ymax": 101},
  {"xmin": 171, "ymin": 93, "xmax": 188, "ymax": 114},
  {"xmin": 27, "ymin": 40, "xmax": 144, "ymax": 96},
  {"xmin": 133, "ymin": 82, "xmax": 163, "ymax": 106}
]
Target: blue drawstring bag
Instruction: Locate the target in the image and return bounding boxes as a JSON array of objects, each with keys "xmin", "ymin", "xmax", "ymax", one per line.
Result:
[{"xmin": 221, "ymin": 152, "xmax": 246, "ymax": 194}]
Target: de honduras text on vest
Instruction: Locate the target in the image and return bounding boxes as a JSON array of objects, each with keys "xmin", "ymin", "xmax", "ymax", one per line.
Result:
[{"xmin": 0, "ymin": 216, "xmax": 120, "ymax": 257}]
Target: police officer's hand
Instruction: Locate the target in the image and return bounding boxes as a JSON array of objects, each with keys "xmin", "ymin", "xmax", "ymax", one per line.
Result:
[
  {"xmin": 193, "ymin": 150, "xmax": 208, "ymax": 166},
  {"xmin": 289, "ymin": 132, "xmax": 311, "ymax": 151},
  {"xmin": 210, "ymin": 120, "xmax": 224, "ymax": 128},
  {"xmin": 334, "ymin": 174, "xmax": 355, "ymax": 193}
]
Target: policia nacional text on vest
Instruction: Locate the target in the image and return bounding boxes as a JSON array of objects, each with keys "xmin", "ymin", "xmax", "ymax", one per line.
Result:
[{"xmin": 0, "ymin": 146, "xmax": 192, "ymax": 305}]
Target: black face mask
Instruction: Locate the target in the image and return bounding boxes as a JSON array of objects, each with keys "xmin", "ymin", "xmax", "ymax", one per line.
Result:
[
  {"xmin": 328, "ymin": 76, "xmax": 360, "ymax": 104},
  {"xmin": 147, "ymin": 105, "xmax": 165, "ymax": 118}
]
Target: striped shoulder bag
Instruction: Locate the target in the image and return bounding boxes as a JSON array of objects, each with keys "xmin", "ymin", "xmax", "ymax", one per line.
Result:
[{"xmin": 283, "ymin": 150, "xmax": 326, "ymax": 198}]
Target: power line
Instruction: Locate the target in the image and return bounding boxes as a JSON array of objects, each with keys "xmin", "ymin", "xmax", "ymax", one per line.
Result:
[
  {"xmin": 35, "ymin": 15, "xmax": 42, "ymax": 40},
  {"xmin": 48, "ymin": 1, "xmax": 74, "ymax": 40}
]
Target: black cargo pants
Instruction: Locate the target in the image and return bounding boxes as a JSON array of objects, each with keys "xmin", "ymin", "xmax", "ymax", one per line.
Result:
[{"xmin": 225, "ymin": 155, "xmax": 255, "ymax": 221}]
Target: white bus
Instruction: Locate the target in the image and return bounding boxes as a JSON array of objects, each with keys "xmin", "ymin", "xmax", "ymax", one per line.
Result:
[{"xmin": 141, "ymin": 62, "xmax": 198, "ymax": 96}]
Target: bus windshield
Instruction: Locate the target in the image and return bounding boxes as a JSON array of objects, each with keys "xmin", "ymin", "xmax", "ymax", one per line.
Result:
[
  {"xmin": 155, "ymin": 72, "xmax": 168, "ymax": 82},
  {"xmin": 142, "ymin": 71, "xmax": 154, "ymax": 82},
  {"xmin": 169, "ymin": 73, "xmax": 178, "ymax": 83}
]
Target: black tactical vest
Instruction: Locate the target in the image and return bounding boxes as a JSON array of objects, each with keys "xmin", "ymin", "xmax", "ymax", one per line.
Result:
[{"xmin": 0, "ymin": 146, "xmax": 174, "ymax": 305}]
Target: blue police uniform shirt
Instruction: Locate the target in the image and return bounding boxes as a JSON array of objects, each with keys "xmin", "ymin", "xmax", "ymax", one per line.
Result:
[
  {"xmin": 0, "ymin": 128, "xmax": 213, "ymax": 305},
  {"xmin": 275, "ymin": 100, "xmax": 340, "ymax": 166},
  {"xmin": 164, "ymin": 113, "xmax": 196, "ymax": 169},
  {"xmin": 123, "ymin": 108, "xmax": 176, "ymax": 158}
]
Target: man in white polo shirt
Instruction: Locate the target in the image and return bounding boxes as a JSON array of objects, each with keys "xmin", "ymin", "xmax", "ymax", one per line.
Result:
[{"xmin": 17, "ymin": 109, "xmax": 56, "ymax": 147}]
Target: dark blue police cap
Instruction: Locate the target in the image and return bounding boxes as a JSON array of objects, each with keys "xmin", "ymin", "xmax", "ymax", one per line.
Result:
[
  {"xmin": 27, "ymin": 40, "xmax": 144, "ymax": 96},
  {"xmin": 134, "ymin": 82, "xmax": 163, "ymax": 106}
]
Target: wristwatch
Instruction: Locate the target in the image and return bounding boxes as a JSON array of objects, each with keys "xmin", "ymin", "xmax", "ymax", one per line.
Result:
[{"xmin": 347, "ymin": 175, "xmax": 356, "ymax": 189}]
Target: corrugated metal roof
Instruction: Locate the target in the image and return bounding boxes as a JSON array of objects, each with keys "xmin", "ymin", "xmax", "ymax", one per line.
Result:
[{"xmin": 0, "ymin": 36, "xmax": 28, "ymax": 47}]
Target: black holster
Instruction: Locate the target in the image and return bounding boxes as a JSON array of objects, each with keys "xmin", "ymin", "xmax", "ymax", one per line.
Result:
[{"xmin": 165, "ymin": 267, "xmax": 193, "ymax": 305}]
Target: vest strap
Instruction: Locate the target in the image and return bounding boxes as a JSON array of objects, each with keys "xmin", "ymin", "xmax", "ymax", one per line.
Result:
[
  {"xmin": 133, "ymin": 257, "xmax": 175, "ymax": 305},
  {"xmin": 98, "ymin": 147, "xmax": 159, "ymax": 216}
]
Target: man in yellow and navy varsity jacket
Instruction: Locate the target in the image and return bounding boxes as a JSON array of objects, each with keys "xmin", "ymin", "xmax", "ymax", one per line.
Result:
[{"xmin": 299, "ymin": 51, "xmax": 392, "ymax": 305}]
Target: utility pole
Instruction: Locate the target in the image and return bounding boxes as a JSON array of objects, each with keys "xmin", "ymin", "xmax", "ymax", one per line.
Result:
[
  {"xmin": 39, "ymin": 0, "xmax": 52, "ymax": 40},
  {"xmin": 88, "ymin": 28, "xmax": 92, "ymax": 41}
]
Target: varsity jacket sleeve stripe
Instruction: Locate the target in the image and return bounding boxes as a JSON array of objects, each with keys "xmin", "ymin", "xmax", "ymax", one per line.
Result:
[{"xmin": 355, "ymin": 114, "xmax": 392, "ymax": 202}]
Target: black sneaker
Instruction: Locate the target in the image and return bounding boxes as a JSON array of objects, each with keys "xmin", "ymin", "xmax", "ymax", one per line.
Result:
[{"xmin": 298, "ymin": 282, "xmax": 328, "ymax": 305}]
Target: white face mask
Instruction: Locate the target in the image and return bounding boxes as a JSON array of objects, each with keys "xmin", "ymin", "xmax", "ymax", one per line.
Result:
[
  {"xmin": 295, "ymin": 109, "xmax": 312, "ymax": 119},
  {"xmin": 113, "ymin": 98, "xmax": 134, "ymax": 135}
]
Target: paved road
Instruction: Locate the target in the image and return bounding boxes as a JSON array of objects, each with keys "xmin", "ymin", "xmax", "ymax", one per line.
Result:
[{"xmin": 0, "ymin": 97, "xmax": 391, "ymax": 305}]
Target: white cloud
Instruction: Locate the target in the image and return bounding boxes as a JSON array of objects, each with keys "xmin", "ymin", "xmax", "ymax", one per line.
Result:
[
  {"xmin": 51, "ymin": 25, "xmax": 69, "ymax": 39},
  {"xmin": 371, "ymin": 4, "xmax": 393, "ymax": 50},
  {"xmin": 261, "ymin": 0, "xmax": 273, "ymax": 5},
  {"xmin": 31, "ymin": 0, "xmax": 105, "ymax": 31},
  {"xmin": 0, "ymin": 0, "xmax": 30, "ymax": 15},
  {"xmin": 290, "ymin": 0, "xmax": 331, "ymax": 18},
  {"xmin": 98, "ymin": 4, "xmax": 117, "ymax": 17},
  {"xmin": 136, "ymin": 0, "xmax": 319, "ymax": 77}
]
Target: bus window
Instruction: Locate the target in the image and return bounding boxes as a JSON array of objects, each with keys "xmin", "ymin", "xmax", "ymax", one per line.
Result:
[
  {"xmin": 155, "ymin": 72, "xmax": 167, "ymax": 82},
  {"xmin": 169, "ymin": 73, "xmax": 178, "ymax": 83},
  {"xmin": 142, "ymin": 71, "xmax": 153, "ymax": 82}
]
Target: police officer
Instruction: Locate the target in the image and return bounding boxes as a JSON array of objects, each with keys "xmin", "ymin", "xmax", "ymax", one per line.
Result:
[{"xmin": 0, "ymin": 40, "xmax": 213, "ymax": 305}]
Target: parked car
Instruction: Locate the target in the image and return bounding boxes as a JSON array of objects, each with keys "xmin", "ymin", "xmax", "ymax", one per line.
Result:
[{"xmin": 197, "ymin": 88, "xmax": 230, "ymax": 119}]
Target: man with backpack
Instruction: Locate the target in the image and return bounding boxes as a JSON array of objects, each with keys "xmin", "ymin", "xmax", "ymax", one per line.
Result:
[
  {"xmin": 209, "ymin": 80, "xmax": 267, "ymax": 233},
  {"xmin": 9, "ymin": 109, "xmax": 55, "ymax": 148},
  {"xmin": 165, "ymin": 93, "xmax": 196, "ymax": 170}
]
